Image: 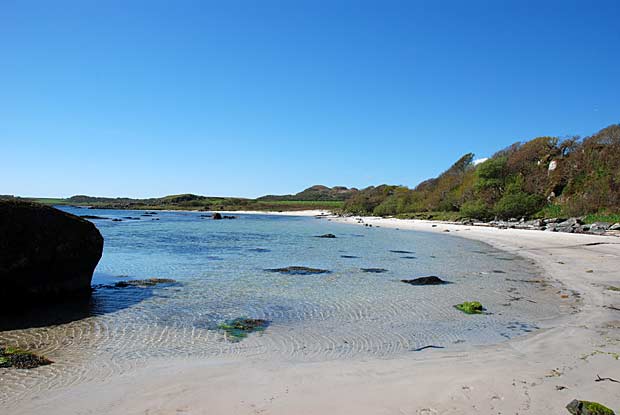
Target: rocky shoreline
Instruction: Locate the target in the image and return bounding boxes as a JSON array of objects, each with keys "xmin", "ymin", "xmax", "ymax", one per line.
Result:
[{"xmin": 468, "ymin": 217, "xmax": 620, "ymax": 236}]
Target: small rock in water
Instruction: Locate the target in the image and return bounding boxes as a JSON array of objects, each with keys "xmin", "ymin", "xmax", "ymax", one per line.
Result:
[
  {"xmin": 316, "ymin": 233, "xmax": 336, "ymax": 238},
  {"xmin": 266, "ymin": 266, "xmax": 330, "ymax": 275},
  {"xmin": 401, "ymin": 276, "xmax": 448, "ymax": 285},
  {"xmin": 340, "ymin": 255, "xmax": 359, "ymax": 258},
  {"xmin": 390, "ymin": 250, "xmax": 414, "ymax": 254},
  {"xmin": 113, "ymin": 278, "xmax": 178, "ymax": 288},
  {"xmin": 566, "ymin": 399, "xmax": 615, "ymax": 415},
  {"xmin": 360, "ymin": 268, "xmax": 388, "ymax": 273},
  {"xmin": 212, "ymin": 212, "xmax": 222, "ymax": 220}
]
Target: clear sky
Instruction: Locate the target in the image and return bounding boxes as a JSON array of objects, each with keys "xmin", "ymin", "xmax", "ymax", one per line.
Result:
[{"xmin": 2, "ymin": 0, "xmax": 619, "ymax": 198}]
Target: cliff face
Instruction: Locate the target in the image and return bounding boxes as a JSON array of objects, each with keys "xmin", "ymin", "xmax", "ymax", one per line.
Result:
[{"xmin": 0, "ymin": 200, "xmax": 103, "ymax": 307}]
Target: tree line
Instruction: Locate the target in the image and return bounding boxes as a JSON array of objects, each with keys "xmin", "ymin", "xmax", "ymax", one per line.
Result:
[{"xmin": 342, "ymin": 124, "xmax": 620, "ymax": 220}]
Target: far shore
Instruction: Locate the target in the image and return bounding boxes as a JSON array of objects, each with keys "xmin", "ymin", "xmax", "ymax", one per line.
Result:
[{"xmin": 7, "ymin": 216, "xmax": 620, "ymax": 415}]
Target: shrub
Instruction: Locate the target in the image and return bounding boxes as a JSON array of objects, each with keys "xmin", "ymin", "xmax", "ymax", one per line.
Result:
[
  {"xmin": 460, "ymin": 200, "xmax": 492, "ymax": 220},
  {"xmin": 494, "ymin": 191, "xmax": 544, "ymax": 219}
]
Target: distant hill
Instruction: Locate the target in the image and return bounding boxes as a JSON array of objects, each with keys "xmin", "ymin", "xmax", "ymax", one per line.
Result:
[
  {"xmin": 27, "ymin": 191, "xmax": 345, "ymax": 212},
  {"xmin": 259, "ymin": 185, "xmax": 358, "ymax": 202}
]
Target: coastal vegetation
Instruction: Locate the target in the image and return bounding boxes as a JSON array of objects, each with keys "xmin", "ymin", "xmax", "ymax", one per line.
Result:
[
  {"xmin": 3, "ymin": 192, "xmax": 345, "ymax": 212},
  {"xmin": 342, "ymin": 124, "xmax": 620, "ymax": 221}
]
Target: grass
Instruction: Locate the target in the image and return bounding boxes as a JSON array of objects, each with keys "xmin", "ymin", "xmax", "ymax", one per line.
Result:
[
  {"xmin": 583, "ymin": 213, "xmax": 620, "ymax": 224},
  {"xmin": 24, "ymin": 198, "xmax": 67, "ymax": 205},
  {"xmin": 23, "ymin": 196, "xmax": 342, "ymax": 212}
]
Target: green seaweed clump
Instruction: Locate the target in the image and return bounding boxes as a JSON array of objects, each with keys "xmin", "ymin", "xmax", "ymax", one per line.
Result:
[
  {"xmin": 566, "ymin": 399, "xmax": 615, "ymax": 415},
  {"xmin": 218, "ymin": 318, "xmax": 269, "ymax": 341},
  {"xmin": 455, "ymin": 301, "xmax": 485, "ymax": 314},
  {"xmin": 0, "ymin": 346, "xmax": 53, "ymax": 369}
]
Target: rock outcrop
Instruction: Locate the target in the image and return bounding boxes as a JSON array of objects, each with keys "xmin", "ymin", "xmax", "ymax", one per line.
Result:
[{"xmin": 0, "ymin": 200, "xmax": 104, "ymax": 307}]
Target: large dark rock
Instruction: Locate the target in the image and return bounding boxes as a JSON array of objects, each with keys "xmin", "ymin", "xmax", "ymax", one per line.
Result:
[
  {"xmin": 401, "ymin": 276, "xmax": 449, "ymax": 285},
  {"xmin": 0, "ymin": 201, "xmax": 104, "ymax": 307}
]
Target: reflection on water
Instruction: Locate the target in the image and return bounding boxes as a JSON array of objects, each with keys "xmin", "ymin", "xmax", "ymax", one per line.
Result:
[{"xmin": 1, "ymin": 208, "xmax": 567, "ymax": 405}]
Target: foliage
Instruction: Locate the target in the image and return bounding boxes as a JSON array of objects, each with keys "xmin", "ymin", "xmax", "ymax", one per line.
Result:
[
  {"xmin": 341, "ymin": 124, "xmax": 620, "ymax": 221},
  {"xmin": 460, "ymin": 200, "xmax": 492, "ymax": 220}
]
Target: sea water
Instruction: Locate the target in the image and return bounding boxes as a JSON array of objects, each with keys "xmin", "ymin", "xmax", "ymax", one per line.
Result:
[{"xmin": 1, "ymin": 207, "xmax": 566, "ymax": 403}]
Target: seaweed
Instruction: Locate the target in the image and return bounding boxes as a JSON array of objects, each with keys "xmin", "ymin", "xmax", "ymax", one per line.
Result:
[
  {"xmin": 218, "ymin": 318, "xmax": 269, "ymax": 341},
  {"xmin": 454, "ymin": 301, "xmax": 486, "ymax": 314},
  {"xmin": 0, "ymin": 346, "xmax": 52, "ymax": 369}
]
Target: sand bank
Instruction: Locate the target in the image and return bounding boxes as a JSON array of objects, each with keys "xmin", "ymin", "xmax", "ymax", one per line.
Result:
[{"xmin": 8, "ymin": 217, "xmax": 620, "ymax": 415}]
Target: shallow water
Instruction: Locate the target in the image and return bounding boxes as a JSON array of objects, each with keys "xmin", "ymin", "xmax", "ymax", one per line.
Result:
[{"xmin": 0, "ymin": 208, "xmax": 564, "ymax": 404}]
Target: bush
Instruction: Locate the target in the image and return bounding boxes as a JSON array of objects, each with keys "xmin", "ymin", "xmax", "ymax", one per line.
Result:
[
  {"xmin": 494, "ymin": 191, "xmax": 544, "ymax": 219},
  {"xmin": 460, "ymin": 200, "xmax": 492, "ymax": 220}
]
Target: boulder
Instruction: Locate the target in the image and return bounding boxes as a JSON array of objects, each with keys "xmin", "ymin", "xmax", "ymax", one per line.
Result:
[
  {"xmin": 0, "ymin": 200, "xmax": 103, "ymax": 307},
  {"xmin": 588, "ymin": 222, "xmax": 611, "ymax": 234},
  {"xmin": 566, "ymin": 399, "xmax": 615, "ymax": 415},
  {"xmin": 401, "ymin": 276, "xmax": 448, "ymax": 285}
]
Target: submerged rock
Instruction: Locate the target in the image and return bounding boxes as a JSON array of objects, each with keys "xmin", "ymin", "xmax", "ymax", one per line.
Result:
[
  {"xmin": 390, "ymin": 250, "xmax": 414, "ymax": 254},
  {"xmin": 218, "ymin": 318, "xmax": 269, "ymax": 340},
  {"xmin": 455, "ymin": 301, "xmax": 486, "ymax": 314},
  {"xmin": 316, "ymin": 233, "xmax": 336, "ymax": 238},
  {"xmin": 341, "ymin": 255, "xmax": 359, "ymax": 258},
  {"xmin": 361, "ymin": 268, "xmax": 388, "ymax": 273},
  {"xmin": 566, "ymin": 399, "xmax": 615, "ymax": 415},
  {"xmin": 248, "ymin": 248, "xmax": 271, "ymax": 253},
  {"xmin": 0, "ymin": 200, "xmax": 103, "ymax": 307},
  {"xmin": 80, "ymin": 215, "xmax": 108, "ymax": 220},
  {"xmin": 401, "ymin": 276, "xmax": 448, "ymax": 285},
  {"xmin": 112, "ymin": 278, "xmax": 177, "ymax": 288},
  {"xmin": 0, "ymin": 346, "xmax": 53, "ymax": 369},
  {"xmin": 266, "ymin": 266, "xmax": 330, "ymax": 275}
]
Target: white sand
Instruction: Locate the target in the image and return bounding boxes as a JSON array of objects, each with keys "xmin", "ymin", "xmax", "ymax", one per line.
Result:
[
  {"xmin": 9, "ymin": 217, "xmax": 620, "ymax": 415},
  {"xmin": 217, "ymin": 209, "xmax": 330, "ymax": 216}
]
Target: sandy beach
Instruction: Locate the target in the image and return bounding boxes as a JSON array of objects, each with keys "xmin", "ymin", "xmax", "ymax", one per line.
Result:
[{"xmin": 8, "ymin": 216, "xmax": 620, "ymax": 415}]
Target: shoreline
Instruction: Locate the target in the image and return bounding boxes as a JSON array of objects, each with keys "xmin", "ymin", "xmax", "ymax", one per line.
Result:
[{"xmin": 7, "ymin": 217, "xmax": 620, "ymax": 414}]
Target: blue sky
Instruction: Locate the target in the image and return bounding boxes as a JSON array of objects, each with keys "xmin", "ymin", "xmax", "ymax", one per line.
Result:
[{"xmin": 2, "ymin": 0, "xmax": 619, "ymax": 198}]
